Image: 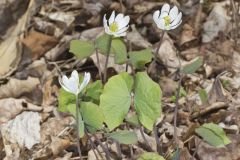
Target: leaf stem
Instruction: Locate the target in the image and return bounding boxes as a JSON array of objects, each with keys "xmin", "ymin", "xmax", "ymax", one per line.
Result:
[
  {"xmin": 85, "ymin": 129, "xmax": 102, "ymax": 160},
  {"xmin": 115, "ymin": 140, "xmax": 122, "ymax": 159},
  {"xmin": 153, "ymin": 124, "xmax": 162, "ymax": 155},
  {"xmin": 76, "ymin": 95, "xmax": 83, "ymax": 160},
  {"xmin": 103, "ymin": 35, "xmax": 113, "ymax": 83},
  {"xmin": 93, "ymin": 133, "xmax": 112, "ymax": 160},
  {"xmin": 139, "ymin": 126, "xmax": 153, "ymax": 152},
  {"xmin": 95, "ymin": 48, "xmax": 103, "ymax": 82}
]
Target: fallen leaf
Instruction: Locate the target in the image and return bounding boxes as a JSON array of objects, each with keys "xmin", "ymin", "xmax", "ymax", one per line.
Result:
[
  {"xmin": 157, "ymin": 34, "xmax": 186, "ymax": 72},
  {"xmin": 50, "ymin": 136, "xmax": 71, "ymax": 156},
  {"xmin": 22, "ymin": 30, "xmax": 58, "ymax": 60},
  {"xmin": 127, "ymin": 25, "xmax": 152, "ymax": 50},
  {"xmin": 1, "ymin": 112, "xmax": 41, "ymax": 151},
  {"xmin": 202, "ymin": 1, "xmax": 230, "ymax": 43},
  {"xmin": 0, "ymin": 98, "xmax": 43, "ymax": 124},
  {"xmin": 0, "ymin": 98, "xmax": 24, "ymax": 124},
  {"xmin": 0, "ymin": 77, "xmax": 40, "ymax": 99},
  {"xmin": 0, "ymin": 0, "xmax": 34, "ymax": 78},
  {"xmin": 195, "ymin": 134, "xmax": 240, "ymax": 160}
]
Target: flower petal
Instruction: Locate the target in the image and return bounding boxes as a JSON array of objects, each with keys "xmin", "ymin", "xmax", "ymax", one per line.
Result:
[
  {"xmin": 103, "ymin": 14, "xmax": 108, "ymax": 28},
  {"xmin": 170, "ymin": 12, "xmax": 182, "ymax": 29},
  {"xmin": 109, "ymin": 11, "xmax": 115, "ymax": 25},
  {"xmin": 105, "ymin": 26, "xmax": 112, "ymax": 35},
  {"xmin": 169, "ymin": 6, "xmax": 179, "ymax": 21},
  {"xmin": 153, "ymin": 10, "xmax": 160, "ymax": 24},
  {"xmin": 116, "ymin": 15, "xmax": 130, "ymax": 30},
  {"xmin": 115, "ymin": 26, "xmax": 129, "ymax": 35},
  {"xmin": 79, "ymin": 72, "xmax": 91, "ymax": 92},
  {"xmin": 161, "ymin": 3, "xmax": 170, "ymax": 15},
  {"xmin": 156, "ymin": 18, "xmax": 165, "ymax": 30},
  {"xmin": 115, "ymin": 32, "xmax": 127, "ymax": 37},
  {"xmin": 115, "ymin": 13, "xmax": 124, "ymax": 23},
  {"xmin": 58, "ymin": 76, "xmax": 72, "ymax": 93},
  {"xmin": 71, "ymin": 70, "xmax": 79, "ymax": 82}
]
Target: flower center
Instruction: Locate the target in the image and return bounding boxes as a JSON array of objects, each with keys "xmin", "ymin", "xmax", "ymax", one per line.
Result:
[
  {"xmin": 109, "ymin": 22, "xmax": 118, "ymax": 32},
  {"xmin": 163, "ymin": 16, "xmax": 171, "ymax": 27}
]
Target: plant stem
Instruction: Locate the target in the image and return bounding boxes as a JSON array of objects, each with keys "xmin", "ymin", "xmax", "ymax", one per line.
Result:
[
  {"xmin": 139, "ymin": 126, "xmax": 153, "ymax": 152},
  {"xmin": 103, "ymin": 35, "xmax": 113, "ymax": 83},
  {"xmin": 85, "ymin": 130, "xmax": 102, "ymax": 160},
  {"xmin": 148, "ymin": 31, "xmax": 165, "ymax": 75},
  {"xmin": 173, "ymin": 51, "xmax": 182, "ymax": 149},
  {"xmin": 76, "ymin": 95, "xmax": 83, "ymax": 160},
  {"xmin": 93, "ymin": 134, "xmax": 112, "ymax": 160},
  {"xmin": 115, "ymin": 140, "xmax": 122, "ymax": 159},
  {"xmin": 153, "ymin": 124, "xmax": 162, "ymax": 155},
  {"xmin": 95, "ymin": 48, "xmax": 103, "ymax": 82},
  {"xmin": 153, "ymin": 31, "xmax": 165, "ymax": 64}
]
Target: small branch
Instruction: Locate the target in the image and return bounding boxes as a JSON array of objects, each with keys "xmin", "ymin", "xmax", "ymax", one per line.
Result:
[
  {"xmin": 103, "ymin": 36, "xmax": 113, "ymax": 83},
  {"xmin": 190, "ymin": 102, "xmax": 227, "ymax": 119},
  {"xmin": 76, "ymin": 95, "xmax": 83, "ymax": 160}
]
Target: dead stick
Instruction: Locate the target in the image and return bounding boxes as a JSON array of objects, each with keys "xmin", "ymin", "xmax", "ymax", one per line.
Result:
[{"xmin": 190, "ymin": 102, "xmax": 227, "ymax": 119}]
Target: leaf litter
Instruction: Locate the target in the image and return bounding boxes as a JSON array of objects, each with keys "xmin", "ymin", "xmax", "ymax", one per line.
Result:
[{"xmin": 0, "ymin": 0, "xmax": 240, "ymax": 159}]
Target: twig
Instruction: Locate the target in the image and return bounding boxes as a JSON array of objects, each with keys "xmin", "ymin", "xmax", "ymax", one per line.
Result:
[
  {"xmin": 190, "ymin": 102, "xmax": 227, "ymax": 119},
  {"xmin": 76, "ymin": 96, "xmax": 83, "ymax": 160},
  {"xmin": 103, "ymin": 36, "xmax": 113, "ymax": 83}
]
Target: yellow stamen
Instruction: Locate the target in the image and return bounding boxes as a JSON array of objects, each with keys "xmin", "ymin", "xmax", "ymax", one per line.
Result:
[
  {"xmin": 109, "ymin": 22, "xmax": 118, "ymax": 32},
  {"xmin": 163, "ymin": 16, "xmax": 171, "ymax": 27}
]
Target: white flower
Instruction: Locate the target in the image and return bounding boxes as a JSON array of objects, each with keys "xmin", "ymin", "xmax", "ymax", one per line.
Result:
[
  {"xmin": 153, "ymin": 3, "xmax": 182, "ymax": 30},
  {"xmin": 59, "ymin": 70, "xmax": 91, "ymax": 95},
  {"xmin": 103, "ymin": 11, "xmax": 130, "ymax": 37}
]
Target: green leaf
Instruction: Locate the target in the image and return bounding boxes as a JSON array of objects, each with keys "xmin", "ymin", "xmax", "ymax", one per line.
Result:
[
  {"xmin": 119, "ymin": 72, "xmax": 134, "ymax": 92},
  {"xmin": 67, "ymin": 104, "xmax": 85, "ymax": 138},
  {"xmin": 100, "ymin": 73, "xmax": 132, "ymax": 130},
  {"xmin": 108, "ymin": 130, "xmax": 138, "ymax": 145},
  {"xmin": 69, "ymin": 40, "xmax": 95, "ymax": 60},
  {"xmin": 134, "ymin": 72, "xmax": 162, "ymax": 131},
  {"xmin": 129, "ymin": 49, "xmax": 152, "ymax": 69},
  {"xmin": 112, "ymin": 38, "xmax": 128, "ymax": 64},
  {"xmin": 95, "ymin": 34, "xmax": 113, "ymax": 55},
  {"xmin": 137, "ymin": 152, "xmax": 165, "ymax": 160},
  {"xmin": 195, "ymin": 123, "xmax": 231, "ymax": 148},
  {"xmin": 85, "ymin": 80, "xmax": 103, "ymax": 103},
  {"xmin": 125, "ymin": 114, "xmax": 140, "ymax": 127},
  {"xmin": 80, "ymin": 102, "xmax": 104, "ymax": 132},
  {"xmin": 182, "ymin": 57, "xmax": 203, "ymax": 74},
  {"xmin": 58, "ymin": 88, "xmax": 76, "ymax": 112},
  {"xmin": 198, "ymin": 89, "xmax": 208, "ymax": 104}
]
